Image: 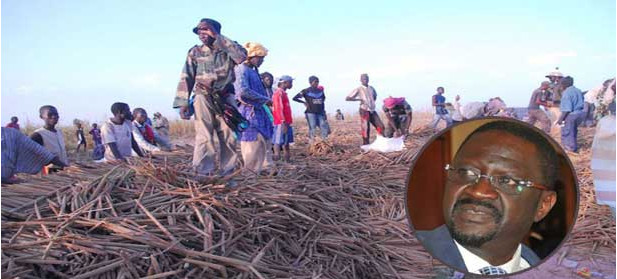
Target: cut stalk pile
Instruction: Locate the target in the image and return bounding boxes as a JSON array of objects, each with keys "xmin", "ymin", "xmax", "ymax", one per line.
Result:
[{"xmin": 1, "ymin": 124, "xmax": 614, "ymax": 278}]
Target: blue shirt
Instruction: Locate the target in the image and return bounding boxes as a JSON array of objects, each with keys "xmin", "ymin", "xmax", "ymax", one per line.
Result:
[
  {"xmin": 2, "ymin": 127, "xmax": 55, "ymax": 180},
  {"xmin": 234, "ymin": 63, "xmax": 273, "ymax": 141},
  {"xmin": 560, "ymin": 86, "xmax": 584, "ymax": 112},
  {"xmin": 433, "ymin": 94, "xmax": 448, "ymax": 115}
]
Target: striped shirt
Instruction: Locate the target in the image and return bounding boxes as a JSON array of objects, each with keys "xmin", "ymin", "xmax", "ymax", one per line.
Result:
[
  {"xmin": 591, "ymin": 115, "xmax": 616, "ymax": 211},
  {"xmin": 1, "ymin": 127, "xmax": 55, "ymax": 180}
]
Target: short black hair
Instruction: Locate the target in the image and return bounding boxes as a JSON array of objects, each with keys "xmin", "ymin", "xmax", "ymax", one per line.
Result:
[
  {"xmin": 260, "ymin": 72, "xmax": 273, "ymax": 80},
  {"xmin": 561, "ymin": 76, "xmax": 574, "ymax": 88},
  {"xmin": 39, "ymin": 105, "xmax": 57, "ymax": 117},
  {"xmin": 111, "ymin": 102, "xmax": 129, "ymax": 115},
  {"xmin": 458, "ymin": 120, "xmax": 559, "ymax": 189},
  {"xmin": 10, "ymin": 116, "xmax": 18, "ymax": 121},
  {"xmin": 132, "ymin": 107, "xmax": 147, "ymax": 119},
  {"xmin": 437, "ymin": 86, "xmax": 444, "ymax": 91},
  {"xmin": 309, "ymin": 76, "xmax": 319, "ymax": 83}
]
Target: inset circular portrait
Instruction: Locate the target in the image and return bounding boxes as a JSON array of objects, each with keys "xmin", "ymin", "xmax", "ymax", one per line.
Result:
[{"xmin": 405, "ymin": 118, "xmax": 578, "ymax": 276}]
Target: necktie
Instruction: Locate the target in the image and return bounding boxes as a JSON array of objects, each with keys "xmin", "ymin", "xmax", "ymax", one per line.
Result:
[{"xmin": 478, "ymin": 266, "xmax": 507, "ymax": 275}]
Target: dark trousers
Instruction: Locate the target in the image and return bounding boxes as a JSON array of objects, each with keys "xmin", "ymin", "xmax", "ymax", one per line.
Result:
[
  {"xmin": 561, "ymin": 111, "xmax": 585, "ymax": 152},
  {"xmin": 360, "ymin": 109, "xmax": 385, "ymax": 145},
  {"xmin": 384, "ymin": 115, "xmax": 409, "ymax": 138}
]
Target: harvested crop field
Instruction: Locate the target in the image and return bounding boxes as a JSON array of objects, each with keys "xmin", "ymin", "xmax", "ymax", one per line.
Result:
[{"xmin": 1, "ymin": 114, "xmax": 615, "ymax": 278}]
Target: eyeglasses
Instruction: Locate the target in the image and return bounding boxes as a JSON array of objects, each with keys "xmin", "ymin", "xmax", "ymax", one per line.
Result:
[{"xmin": 444, "ymin": 164, "xmax": 549, "ymax": 195}]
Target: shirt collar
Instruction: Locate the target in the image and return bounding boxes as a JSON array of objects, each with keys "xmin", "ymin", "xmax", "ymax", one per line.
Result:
[
  {"xmin": 453, "ymin": 240, "xmax": 529, "ymax": 274},
  {"xmin": 133, "ymin": 120, "xmax": 144, "ymax": 128}
]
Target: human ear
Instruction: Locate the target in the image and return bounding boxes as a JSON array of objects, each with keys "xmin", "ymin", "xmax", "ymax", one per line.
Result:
[{"xmin": 534, "ymin": 191, "xmax": 557, "ymax": 222}]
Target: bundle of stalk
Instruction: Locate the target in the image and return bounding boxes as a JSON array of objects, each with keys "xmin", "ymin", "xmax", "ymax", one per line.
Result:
[
  {"xmin": 307, "ymin": 140, "xmax": 344, "ymax": 156},
  {"xmin": 2, "ymin": 149, "xmax": 433, "ymax": 278},
  {"xmin": 2, "ymin": 124, "xmax": 613, "ymax": 278},
  {"xmin": 563, "ymin": 147, "xmax": 616, "ymax": 254}
]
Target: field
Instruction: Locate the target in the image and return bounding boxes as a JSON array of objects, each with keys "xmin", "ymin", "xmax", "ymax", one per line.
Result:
[{"xmin": 1, "ymin": 112, "xmax": 614, "ymax": 278}]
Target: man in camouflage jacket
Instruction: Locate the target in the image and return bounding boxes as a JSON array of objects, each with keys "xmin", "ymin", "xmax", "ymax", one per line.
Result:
[{"xmin": 173, "ymin": 18, "xmax": 247, "ymax": 178}]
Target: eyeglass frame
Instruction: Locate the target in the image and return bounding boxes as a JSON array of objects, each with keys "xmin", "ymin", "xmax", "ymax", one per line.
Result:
[{"xmin": 444, "ymin": 164, "xmax": 550, "ymax": 194}]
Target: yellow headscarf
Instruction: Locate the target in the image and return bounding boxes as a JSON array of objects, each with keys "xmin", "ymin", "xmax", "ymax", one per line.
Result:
[{"xmin": 244, "ymin": 42, "xmax": 268, "ymax": 58}]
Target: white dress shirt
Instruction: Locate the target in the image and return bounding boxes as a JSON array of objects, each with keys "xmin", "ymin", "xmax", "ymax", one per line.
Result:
[{"xmin": 454, "ymin": 240, "xmax": 530, "ymax": 274}]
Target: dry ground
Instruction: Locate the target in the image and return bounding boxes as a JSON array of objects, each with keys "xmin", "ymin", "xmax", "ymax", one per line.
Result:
[{"xmin": 1, "ymin": 112, "xmax": 614, "ymax": 278}]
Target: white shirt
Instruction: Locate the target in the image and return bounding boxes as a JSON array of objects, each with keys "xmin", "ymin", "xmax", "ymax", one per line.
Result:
[
  {"xmin": 34, "ymin": 128, "xmax": 69, "ymax": 165},
  {"xmin": 585, "ymin": 79, "xmax": 616, "ymax": 105},
  {"xmin": 347, "ymin": 85, "xmax": 377, "ymax": 111},
  {"xmin": 452, "ymin": 100, "xmax": 463, "ymax": 121},
  {"xmin": 101, "ymin": 119, "xmax": 134, "ymax": 161},
  {"xmin": 454, "ymin": 240, "xmax": 530, "ymax": 274},
  {"xmin": 131, "ymin": 121, "xmax": 161, "ymax": 153}
]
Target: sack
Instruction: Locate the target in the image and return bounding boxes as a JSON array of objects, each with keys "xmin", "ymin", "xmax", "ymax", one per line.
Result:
[{"xmin": 360, "ymin": 135, "xmax": 405, "ymax": 153}]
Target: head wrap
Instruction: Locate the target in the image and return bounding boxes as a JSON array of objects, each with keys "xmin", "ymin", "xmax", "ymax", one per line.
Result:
[
  {"xmin": 244, "ymin": 42, "xmax": 268, "ymax": 57},
  {"xmin": 383, "ymin": 97, "xmax": 406, "ymax": 109}
]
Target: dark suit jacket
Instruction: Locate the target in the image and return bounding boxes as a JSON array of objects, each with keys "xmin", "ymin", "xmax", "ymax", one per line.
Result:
[{"xmin": 415, "ymin": 224, "xmax": 540, "ymax": 272}]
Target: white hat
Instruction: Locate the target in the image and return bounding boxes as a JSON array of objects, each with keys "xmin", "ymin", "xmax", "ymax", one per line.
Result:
[{"xmin": 545, "ymin": 67, "xmax": 563, "ymax": 78}]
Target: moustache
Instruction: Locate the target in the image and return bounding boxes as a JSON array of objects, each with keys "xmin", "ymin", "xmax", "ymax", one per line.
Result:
[
  {"xmin": 452, "ymin": 198, "xmax": 503, "ymax": 221},
  {"xmin": 200, "ymin": 35, "xmax": 215, "ymax": 44}
]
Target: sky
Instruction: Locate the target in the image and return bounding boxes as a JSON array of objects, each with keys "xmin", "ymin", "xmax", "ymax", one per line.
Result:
[{"xmin": 2, "ymin": 0, "xmax": 615, "ymax": 126}]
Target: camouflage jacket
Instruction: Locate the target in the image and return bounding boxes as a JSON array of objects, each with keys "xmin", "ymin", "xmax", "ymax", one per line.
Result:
[{"xmin": 173, "ymin": 35, "xmax": 247, "ymax": 108}]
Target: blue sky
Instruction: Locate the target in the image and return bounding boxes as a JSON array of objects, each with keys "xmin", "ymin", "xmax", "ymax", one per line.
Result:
[{"xmin": 2, "ymin": 0, "xmax": 615, "ymax": 126}]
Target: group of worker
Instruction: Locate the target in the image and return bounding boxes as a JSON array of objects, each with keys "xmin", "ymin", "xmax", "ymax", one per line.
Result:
[
  {"xmin": 525, "ymin": 69, "xmax": 615, "ymax": 153},
  {"xmin": 171, "ymin": 18, "xmax": 415, "ymax": 184},
  {"xmin": 2, "ymin": 105, "xmax": 172, "ymax": 183},
  {"xmin": 3, "ymin": 17, "xmax": 614, "ymax": 184}
]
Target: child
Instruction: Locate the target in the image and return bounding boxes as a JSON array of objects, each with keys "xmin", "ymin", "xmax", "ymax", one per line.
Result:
[
  {"xmin": 6, "ymin": 116, "xmax": 20, "ymax": 130},
  {"xmin": 75, "ymin": 121, "xmax": 87, "ymax": 153},
  {"xmin": 100, "ymin": 102, "xmax": 144, "ymax": 162},
  {"xmin": 272, "ymin": 75, "xmax": 294, "ymax": 162},
  {"xmin": 293, "ymin": 76, "xmax": 328, "ymax": 143},
  {"xmin": 30, "ymin": 106, "xmax": 69, "ymax": 172},
  {"xmin": 89, "ymin": 123, "xmax": 105, "ymax": 160},
  {"xmin": 131, "ymin": 108, "xmax": 162, "ymax": 153},
  {"xmin": 335, "ymin": 109, "xmax": 345, "ymax": 120}
]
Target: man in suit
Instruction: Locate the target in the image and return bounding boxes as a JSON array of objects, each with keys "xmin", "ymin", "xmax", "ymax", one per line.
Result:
[{"xmin": 415, "ymin": 120, "xmax": 559, "ymax": 276}]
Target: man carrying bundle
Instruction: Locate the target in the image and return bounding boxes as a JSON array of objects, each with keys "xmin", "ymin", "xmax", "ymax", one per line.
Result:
[
  {"xmin": 234, "ymin": 42, "xmax": 274, "ymax": 174},
  {"xmin": 382, "ymin": 96, "xmax": 413, "ymax": 138},
  {"xmin": 173, "ymin": 18, "xmax": 247, "ymax": 180}
]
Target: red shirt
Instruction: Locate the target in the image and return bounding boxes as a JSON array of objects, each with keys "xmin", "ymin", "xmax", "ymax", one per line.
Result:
[
  {"xmin": 6, "ymin": 123, "xmax": 20, "ymax": 130},
  {"xmin": 272, "ymin": 88, "xmax": 293, "ymax": 125}
]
